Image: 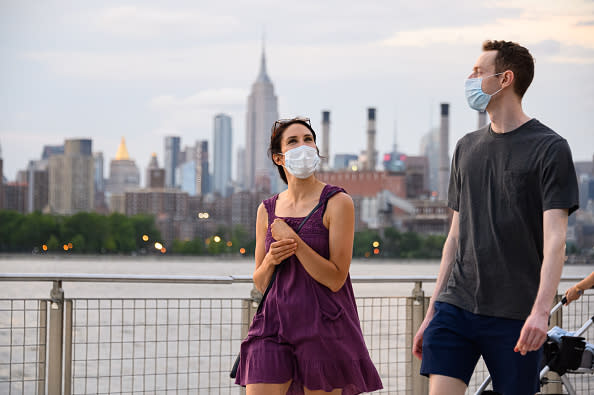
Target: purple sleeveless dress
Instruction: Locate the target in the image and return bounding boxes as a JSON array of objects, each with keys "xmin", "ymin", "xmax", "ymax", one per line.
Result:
[{"xmin": 235, "ymin": 185, "xmax": 383, "ymax": 394}]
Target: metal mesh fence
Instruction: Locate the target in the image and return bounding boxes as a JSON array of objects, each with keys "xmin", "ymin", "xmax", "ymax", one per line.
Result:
[
  {"xmin": 358, "ymin": 297, "xmax": 409, "ymax": 394},
  {"xmin": 67, "ymin": 296, "xmax": 411, "ymax": 394},
  {"xmin": 0, "ymin": 300, "xmax": 46, "ymax": 395},
  {"xmin": 544, "ymin": 293, "xmax": 594, "ymax": 394},
  {"xmin": 70, "ymin": 298, "xmax": 244, "ymax": 394},
  {"xmin": 0, "ymin": 290, "xmax": 592, "ymax": 394}
]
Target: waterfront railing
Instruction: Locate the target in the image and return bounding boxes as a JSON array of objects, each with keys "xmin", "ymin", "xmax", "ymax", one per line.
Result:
[{"xmin": 0, "ymin": 273, "xmax": 591, "ymax": 394}]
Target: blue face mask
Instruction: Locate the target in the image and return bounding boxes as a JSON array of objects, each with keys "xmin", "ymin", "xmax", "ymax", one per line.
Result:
[{"xmin": 465, "ymin": 73, "xmax": 504, "ymax": 112}]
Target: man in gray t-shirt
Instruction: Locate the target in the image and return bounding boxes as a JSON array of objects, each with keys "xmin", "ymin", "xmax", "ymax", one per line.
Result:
[{"xmin": 412, "ymin": 40, "xmax": 579, "ymax": 395}]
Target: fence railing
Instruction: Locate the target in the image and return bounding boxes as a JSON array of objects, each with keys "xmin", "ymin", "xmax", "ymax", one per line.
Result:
[{"xmin": 0, "ymin": 273, "xmax": 591, "ymax": 394}]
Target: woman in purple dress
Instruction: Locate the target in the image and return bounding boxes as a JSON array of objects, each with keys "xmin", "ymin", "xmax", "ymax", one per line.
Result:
[{"xmin": 234, "ymin": 117, "xmax": 382, "ymax": 394}]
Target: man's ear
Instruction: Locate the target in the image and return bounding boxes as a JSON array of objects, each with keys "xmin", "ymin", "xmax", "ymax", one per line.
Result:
[{"xmin": 501, "ymin": 70, "xmax": 514, "ymax": 88}]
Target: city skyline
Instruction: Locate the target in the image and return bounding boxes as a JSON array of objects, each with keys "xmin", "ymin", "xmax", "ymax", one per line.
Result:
[{"xmin": 1, "ymin": 1, "xmax": 593, "ymax": 182}]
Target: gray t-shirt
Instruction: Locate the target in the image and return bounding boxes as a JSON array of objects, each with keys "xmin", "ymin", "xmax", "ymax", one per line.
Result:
[{"xmin": 437, "ymin": 119, "xmax": 579, "ymax": 320}]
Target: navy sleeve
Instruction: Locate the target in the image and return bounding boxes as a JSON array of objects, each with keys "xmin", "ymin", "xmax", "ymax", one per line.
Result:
[
  {"xmin": 541, "ymin": 139, "xmax": 579, "ymax": 215},
  {"xmin": 447, "ymin": 142, "xmax": 461, "ymax": 212}
]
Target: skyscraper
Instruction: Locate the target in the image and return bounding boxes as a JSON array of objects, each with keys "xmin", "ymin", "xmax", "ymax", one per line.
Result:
[
  {"xmin": 94, "ymin": 152, "xmax": 105, "ymax": 194},
  {"xmin": 26, "ymin": 160, "xmax": 49, "ymax": 213},
  {"xmin": 106, "ymin": 137, "xmax": 140, "ymax": 196},
  {"xmin": 245, "ymin": 46, "xmax": 279, "ymax": 193},
  {"xmin": 236, "ymin": 147, "xmax": 246, "ymax": 188},
  {"xmin": 213, "ymin": 113, "xmax": 233, "ymax": 197},
  {"xmin": 146, "ymin": 153, "xmax": 165, "ymax": 189},
  {"xmin": 177, "ymin": 141, "xmax": 209, "ymax": 196},
  {"xmin": 164, "ymin": 136, "xmax": 181, "ymax": 188},
  {"xmin": 48, "ymin": 139, "xmax": 94, "ymax": 214},
  {"xmin": 197, "ymin": 141, "xmax": 209, "ymax": 195},
  {"xmin": 420, "ymin": 127, "xmax": 440, "ymax": 195}
]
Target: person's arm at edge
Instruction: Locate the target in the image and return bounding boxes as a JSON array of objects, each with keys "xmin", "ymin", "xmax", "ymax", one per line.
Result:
[
  {"xmin": 412, "ymin": 210, "xmax": 460, "ymax": 360},
  {"xmin": 565, "ymin": 271, "xmax": 594, "ymax": 304},
  {"xmin": 515, "ymin": 208, "xmax": 568, "ymax": 355},
  {"xmin": 291, "ymin": 192, "xmax": 354, "ymax": 292}
]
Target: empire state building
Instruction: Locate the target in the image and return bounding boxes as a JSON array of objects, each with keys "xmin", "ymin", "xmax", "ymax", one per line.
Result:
[{"xmin": 245, "ymin": 47, "xmax": 279, "ymax": 193}]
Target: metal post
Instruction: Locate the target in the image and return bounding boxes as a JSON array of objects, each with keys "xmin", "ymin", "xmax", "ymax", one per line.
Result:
[
  {"xmin": 48, "ymin": 281, "xmax": 64, "ymax": 395},
  {"xmin": 63, "ymin": 300, "xmax": 73, "ymax": 395},
  {"xmin": 238, "ymin": 287, "xmax": 262, "ymax": 395},
  {"xmin": 38, "ymin": 300, "xmax": 47, "ymax": 395},
  {"xmin": 541, "ymin": 294, "xmax": 563, "ymax": 394},
  {"xmin": 406, "ymin": 281, "xmax": 428, "ymax": 395}
]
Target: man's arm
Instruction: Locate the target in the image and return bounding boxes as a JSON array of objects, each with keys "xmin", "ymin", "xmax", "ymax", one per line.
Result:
[
  {"xmin": 514, "ymin": 208, "xmax": 568, "ymax": 355},
  {"xmin": 412, "ymin": 210, "xmax": 459, "ymax": 360}
]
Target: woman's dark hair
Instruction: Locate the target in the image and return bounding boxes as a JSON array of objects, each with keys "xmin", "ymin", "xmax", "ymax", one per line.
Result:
[{"xmin": 268, "ymin": 117, "xmax": 317, "ymax": 184}]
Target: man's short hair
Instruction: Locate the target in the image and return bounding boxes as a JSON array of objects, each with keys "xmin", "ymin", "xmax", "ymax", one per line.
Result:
[{"xmin": 482, "ymin": 40, "xmax": 534, "ymax": 98}]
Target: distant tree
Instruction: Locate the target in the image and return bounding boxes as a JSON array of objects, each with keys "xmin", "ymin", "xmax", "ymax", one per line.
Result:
[
  {"xmin": 382, "ymin": 227, "xmax": 402, "ymax": 257},
  {"xmin": 172, "ymin": 238, "xmax": 205, "ymax": 255},
  {"xmin": 423, "ymin": 234, "xmax": 446, "ymax": 258},
  {"xmin": 0, "ymin": 211, "xmax": 24, "ymax": 251},
  {"xmin": 108, "ymin": 213, "xmax": 136, "ymax": 252},
  {"xmin": 353, "ymin": 229, "xmax": 382, "ymax": 258},
  {"xmin": 129, "ymin": 215, "xmax": 161, "ymax": 250},
  {"xmin": 46, "ymin": 234, "xmax": 60, "ymax": 252},
  {"xmin": 71, "ymin": 234, "xmax": 86, "ymax": 252}
]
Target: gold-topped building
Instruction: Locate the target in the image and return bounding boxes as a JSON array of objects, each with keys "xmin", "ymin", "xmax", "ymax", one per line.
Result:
[
  {"xmin": 115, "ymin": 137, "xmax": 130, "ymax": 160},
  {"xmin": 105, "ymin": 137, "xmax": 140, "ymax": 204}
]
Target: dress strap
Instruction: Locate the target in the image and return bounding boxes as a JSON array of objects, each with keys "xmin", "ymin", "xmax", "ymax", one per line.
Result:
[
  {"xmin": 262, "ymin": 194, "xmax": 279, "ymax": 225},
  {"xmin": 320, "ymin": 185, "xmax": 346, "ymax": 217}
]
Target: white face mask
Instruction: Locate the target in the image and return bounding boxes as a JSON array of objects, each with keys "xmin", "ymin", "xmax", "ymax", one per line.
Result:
[
  {"xmin": 464, "ymin": 72, "xmax": 504, "ymax": 112},
  {"xmin": 282, "ymin": 145, "xmax": 320, "ymax": 179}
]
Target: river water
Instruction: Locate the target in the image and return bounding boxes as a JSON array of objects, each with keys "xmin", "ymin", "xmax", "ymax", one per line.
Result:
[{"xmin": 0, "ymin": 254, "xmax": 591, "ymax": 300}]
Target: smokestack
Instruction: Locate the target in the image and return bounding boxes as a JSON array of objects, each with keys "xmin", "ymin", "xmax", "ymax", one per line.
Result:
[
  {"xmin": 321, "ymin": 111, "xmax": 330, "ymax": 170},
  {"xmin": 438, "ymin": 103, "xmax": 450, "ymax": 200},
  {"xmin": 478, "ymin": 111, "xmax": 488, "ymax": 129},
  {"xmin": 366, "ymin": 108, "xmax": 376, "ymax": 171}
]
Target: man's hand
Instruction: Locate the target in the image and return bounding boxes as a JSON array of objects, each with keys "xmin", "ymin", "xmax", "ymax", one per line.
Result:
[
  {"xmin": 412, "ymin": 317, "xmax": 432, "ymax": 360},
  {"xmin": 514, "ymin": 310, "xmax": 549, "ymax": 356}
]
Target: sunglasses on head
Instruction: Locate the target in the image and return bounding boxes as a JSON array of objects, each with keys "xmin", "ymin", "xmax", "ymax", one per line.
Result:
[{"xmin": 273, "ymin": 117, "xmax": 311, "ymax": 130}]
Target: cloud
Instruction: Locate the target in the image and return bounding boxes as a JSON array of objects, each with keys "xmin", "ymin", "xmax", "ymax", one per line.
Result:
[
  {"xmin": 94, "ymin": 6, "xmax": 240, "ymax": 39},
  {"xmin": 150, "ymin": 88, "xmax": 247, "ymax": 112},
  {"xmin": 149, "ymin": 88, "xmax": 247, "ymax": 132},
  {"xmin": 577, "ymin": 20, "xmax": 594, "ymax": 26},
  {"xmin": 23, "ymin": 46, "xmax": 257, "ymax": 81},
  {"xmin": 380, "ymin": 10, "xmax": 594, "ymax": 65},
  {"xmin": 531, "ymin": 40, "xmax": 562, "ymax": 55},
  {"xmin": 381, "ymin": 15, "xmax": 594, "ymax": 49}
]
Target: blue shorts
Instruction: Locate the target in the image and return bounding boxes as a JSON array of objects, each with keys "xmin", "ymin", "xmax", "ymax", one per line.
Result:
[{"xmin": 421, "ymin": 302, "xmax": 542, "ymax": 395}]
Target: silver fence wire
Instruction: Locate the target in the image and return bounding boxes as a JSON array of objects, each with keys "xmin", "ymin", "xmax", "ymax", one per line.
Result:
[
  {"xmin": 70, "ymin": 298, "xmax": 244, "ymax": 394},
  {"xmin": 358, "ymin": 297, "xmax": 409, "ymax": 394},
  {"xmin": 0, "ymin": 283, "xmax": 592, "ymax": 394},
  {"xmin": 0, "ymin": 299, "xmax": 46, "ymax": 395},
  {"xmin": 547, "ymin": 293, "xmax": 594, "ymax": 394}
]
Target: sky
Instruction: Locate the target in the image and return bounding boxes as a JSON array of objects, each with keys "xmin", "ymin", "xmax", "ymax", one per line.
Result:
[{"xmin": 1, "ymin": 0, "xmax": 593, "ymax": 183}]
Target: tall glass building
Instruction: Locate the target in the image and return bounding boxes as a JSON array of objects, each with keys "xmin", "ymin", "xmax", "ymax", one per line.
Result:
[
  {"xmin": 164, "ymin": 136, "xmax": 181, "ymax": 188},
  {"xmin": 213, "ymin": 114, "xmax": 232, "ymax": 197}
]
